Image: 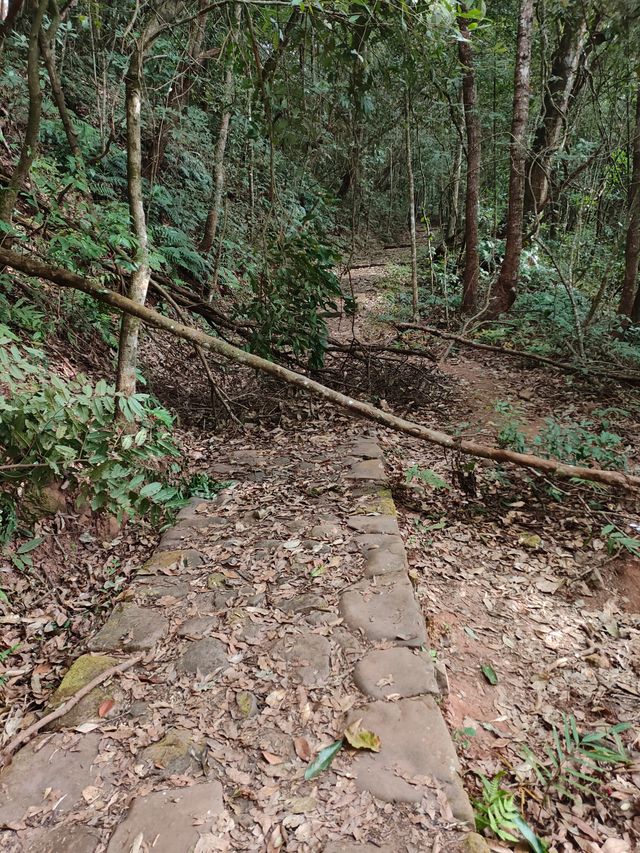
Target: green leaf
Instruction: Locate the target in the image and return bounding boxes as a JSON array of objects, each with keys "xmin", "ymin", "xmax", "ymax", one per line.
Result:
[
  {"xmin": 17, "ymin": 536, "xmax": 45, "ymax": 554},
  {"xmin": 139, "ymin": 482, "xmax": 163, "ymax": 498},
  {"xmin": 304, "ymin": 739, "xmax": 343, "ymax": 780},
  {"xmin": 481, "ymin": 664, "xmax": 498, "ymax": 685},
  {"xmin": 512, "ymin": 815, "xmax": 547, "ymax": 853}
]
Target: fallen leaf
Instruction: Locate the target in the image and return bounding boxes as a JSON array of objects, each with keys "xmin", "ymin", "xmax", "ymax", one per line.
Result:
[
  {"xmin": 98, "ymin": 698, "xmax": 115, "ymax": 718},
  {"xmin": 343, "ymin": 718, "xmax": 381, "ymax": 752},
  {"xmin": 304, "ymin": 739, "xmax": 343, "ymax": 780},
  {"xmin": 481, "ymin": 664, "xmax": 498, "ymax": 685},
  {"xmin": 293, "ymin": 737, "xmax": 311, "ymax": 761},
  {"xmin": 261, "ymin": 751, "xmax": 283, "ymax": 765}
]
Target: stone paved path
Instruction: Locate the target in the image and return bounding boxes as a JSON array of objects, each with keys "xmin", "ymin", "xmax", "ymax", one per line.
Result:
[{"xmin": 0, "ymin": 430, "xmax": 475, "ymax": 852}]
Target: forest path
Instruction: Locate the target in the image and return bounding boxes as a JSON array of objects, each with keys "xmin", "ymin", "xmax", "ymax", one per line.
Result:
[
  {"xmin": 0, "ymin": 430, "xmax": 474, "ymax": 852},
  {"xmin": 329, "ymin": 246, "xmax": 640, "ymax": 852}
]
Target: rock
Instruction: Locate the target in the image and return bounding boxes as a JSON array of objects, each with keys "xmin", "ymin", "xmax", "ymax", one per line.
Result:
[
  {"xmin": 462, "ymin": 833, "xmax": 491, "ymax": 853},
  {"xmin": 346, "ymin": 697, "xmax": 474, "ymax": 824},
  {"xmin": 135, "ymin": 575, "xmax": 189, "ymax": 601},
  {"xmin": 517, "ymin": 388, "xmax": 534, "ymax": 401},
  {"xmin": 355, "ymin": 488, "xmax": 396, "ymax": 516},
  {"xmin": 309, "ymin": 522, "xmax": 343, "ymax": 540},
  {"xmin": 350, "ymin": 440, "xmax": 384, "ymax": 459},
  {"xmin": 346, "ymin": 459, "xmax": 386, "ymax": 481},
  {"xmin": 280, "ymin": 593, "xmax": 330, "ymax": 614},
  {"xmin": 88, "ymin": 604, "xmax": 168, "ymax": 652},
  {"xmin": 206, "ymin": 572, "xmax": 228, "ymax": 589},
  {"xmin": 0, "ymin": 733, "xmax": 107, "ymax": 825},
  {"xmin": 355, "ymin": 533, "xmax": 405, "ymax": 555},
  {"xmin": 176, "ymin": 498, "xmax": 212, "ymax": 519},
  {"xmin": 21, "ymin": 481, "xmax": 67, "ymax": 520},
  {"xmin": 30, "ymin": 824, "xmax": 101, "ymax": 853},
  {"xmin": 354, "ymin": 648, "xmax": 439, "ymax": 699},
  {"xmin": 236, "ymin": 690, "xmax": 259, "ymax": 718},
  {"xmin": 140, "ymin": 728, "xmax": 204, "ymax": 775},
  {"xmin": 139, "ymin": 549, "xmax": 204, "ymax": 575},
  {"xmin": 158, "ymin": 515, "xmax": 226, "ymax": 550},
  {"xmin": 585, "ymin": 653, "xmax": 611, "ymax": 669},
  {"xmin": 347, "ymin": 515, "xmax": 400, "ymax": 536},
  {"xmin": 339, "ymin": 573, "xmax": 426, "ymax": 647},
  {"xmin": 47, "ymin": 653, "xmax": 119, "ymax": 729},
  {"xmin": 273, "ymin": 632, "xmax": 331, "ymax": 686},
  {"xmin": 106, "ymin": 781, "xmax": 225, "ymax": 853},
  {"xmin": 176, "ymin": 615, "xmax": 218, "ymax": 638},
  {"xmin": 333, "ymin": 627, "xmax": 363, "ymax": 656},
  {"xmin": 177, "ymin": 638, "xmax": 228, "ymax": 676},
  {"xmin": 362, "ymin": 544, "xmax": 407, "ymax": 577}
]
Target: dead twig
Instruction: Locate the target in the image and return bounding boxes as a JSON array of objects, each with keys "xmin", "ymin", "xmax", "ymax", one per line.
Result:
[{"xmin": 1, "ymin": 653, "xmax": 143, "ymax": 768}]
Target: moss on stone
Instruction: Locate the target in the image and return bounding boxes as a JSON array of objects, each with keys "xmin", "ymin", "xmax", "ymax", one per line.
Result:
[
  {"xmin": 48, "ymin": 654, "xmax": 118, "ymax": 729},
  {"xmin": 206, "ymin": 572, "xmax": 227, "ymax": 590},
  {"xmin": 358, "ymin": 488, "xmax": 397, "ymax": 516}
]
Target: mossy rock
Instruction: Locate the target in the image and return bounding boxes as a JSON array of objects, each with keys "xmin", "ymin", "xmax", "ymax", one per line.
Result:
[
  {"xmin": 462, "ymin": 833, "xmax": 491, "ymax": 853},
  {"xmin": 21, "ymin": 482, "xmax": 67, "ymax": 521},
  {"xmin": 140, "ymin": 549, "xmax": 204, "ymax": 576},
  {"xmin": 358, "ymin": 488, "xmax": 397, "ymax": 516},
  {"xmin": 48, "ymin": 654, "xmax": 118, "ymax": 730},
  {"xmin": 207, "ymin": 572, "xmax": 227, "ymax": 590},
  {"xmin": 140, "ymin": 728, "xmax": 204, "ymax": 775}
]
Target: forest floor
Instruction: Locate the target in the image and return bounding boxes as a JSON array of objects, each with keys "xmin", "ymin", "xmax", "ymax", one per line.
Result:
[{"xmin": 1, "ymin": 244, "xmax": 639, "ymax": 852}]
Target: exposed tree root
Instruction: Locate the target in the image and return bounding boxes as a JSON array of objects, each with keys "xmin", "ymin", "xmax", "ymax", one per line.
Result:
[{"xmin": 2, "ymin": 246, "xmax": 639, "ymax": 490}]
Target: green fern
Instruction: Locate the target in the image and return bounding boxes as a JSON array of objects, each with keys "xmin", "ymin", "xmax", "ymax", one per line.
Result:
[
  {"xmin": 405, "ymin": 464, "xmax": 450, "ymax": 490},
  {"xmin": 474, "ymin": 774, "xmax": 547, "ymax": 852},
  {"xmin": 521, "ymin": 714, "xmax": 630, "ymax": 803}
]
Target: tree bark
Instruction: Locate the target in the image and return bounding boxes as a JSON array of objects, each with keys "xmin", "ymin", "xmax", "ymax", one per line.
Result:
[
  {"xmin": 115, "ymin": 11, "xmax": 166, "ymax": 400},
  {"xmin": 0, "ymin": 0, "xmax": 48, "ymax": 224},
  {"xmin": 458, "ymin": 18, "xmax": 481, "ymax": 314},
  {"xmin": 618, "ymin": 78, "xmax": 640, "ymax": 321},
  {"xmin": 523, "ymin": 1, "xmax": 589, "ymax": 221},
  {"xmin": 405, "ymin": 90, "xmax": 419, "ymax": 319},
  {"xmin": 482, "ymin": 0, "xmax": 535, "ymax": 319},
  {"xmin": 0, "ymin": 0, "xmax": 25, "ymax": 55},
  {"xmin": 200, "ymin": 4, "xmax": 240, "ymax": 265},
  {"xmin": 2, "ymin": 245, "xmax": 639, "ymax": 491}
]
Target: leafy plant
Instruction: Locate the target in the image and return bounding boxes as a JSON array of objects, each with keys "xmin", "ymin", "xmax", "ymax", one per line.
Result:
[
  {"xmin": 520, "ymin": 713, "xmax": 630, "ymax": 803},
  {"xmin": 405, "ymin": 464, "xmax": 450, "ymax": 490},
  {"xmin": 601, "ymin": 524, "xmax": 640, "ymax": 557},
  {"xmin": 183, "ymin": 473, "xmax": 232, "ymax": 500},
  {"xmin": 474, "ymin": 773, "xmax": 547, "ymax": 851},
  {"xmin": 495, "ymin": 401, "xmax": 528, "ymax": 453},
  {"xmin": 0, "ymin": 325, "xmax": 185, "ymax": 525},
  {"xmin": 534, "ymin": 417, "xmax": 627, "ymax": 470}
]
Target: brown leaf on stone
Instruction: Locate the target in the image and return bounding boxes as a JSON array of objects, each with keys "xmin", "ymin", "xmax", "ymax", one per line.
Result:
[
  {"xmin": 261, "ymin": 750, "xmax": 283, "ymax": 765},
  {"xmin": 293, "ymin": 736, "xmax": 311, "ymax": 761},
  {"xmin": 98, "ymin": 698, "xmax": 115, "ymax": 718}
]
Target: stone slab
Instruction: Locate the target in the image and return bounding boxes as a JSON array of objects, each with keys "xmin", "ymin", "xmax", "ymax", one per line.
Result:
[
  {"xmin": 106, "ymin": 782, "xmax": 225, "ymax": 853},
  {"xmin": 0, "ymin": 733, "xmax": 106, "ymax": 825},
  {"xmin": 339, "ymin": 573, "xmax": 426, "ymax": 647},
  {"xmin": 158, "ymin": 516, "xmax": 226, "ymax": 551},
  {"xmin": 176, "ymin": 615, "xmax": 218, "ymax": 638},
  {"xmin": 274, "ymin": 632, "xmax": 331, "ymax": 686},
  {"xmin": 88, "ymin": 604, "xmax": 168, "ymax": 652},
  {"xmin": 135, "ymin": 575, "xmax": 190, "ymax": 601},
  {"xmin": 280, "ymin": 593, "xmax": 330, "ymax": 615},
  {"xmin": 139, "ymin": 549, "xmax": 204, "ymax": 575},
  {"xmin": 349, "ymin": 440, "xmax": 384, "ymax": 459},
  {"xmin": 347, "ymin": 697, "xmax": 474, "ymax": 824},
  {"xmin": 30, "ymin": 825, "xmax": 101, "ymax": 853},
  {"xmin": 140, "ymin": 728, "xmax": 204, "ymax": 775},
  {"xmin": 354, "ymin": 648, "xmax": 439, "ymax": 699},
  {"xmin": 176, "ymin": 637, "xmax": 228, "ymax": 676},
  {"xmin": 346, "ymin": 459, "xmax": 385, "ymax": 481},
  {"xmin": 354, "ymin": 488, "xmax": 396, "ymax": 516},
  {"xmin": 47, "ymin": 653, "xmax": 119, "ymax": 729},
  {"xmin": 347, "ymin": 515, "xmax": 400, "ymax": 536}
]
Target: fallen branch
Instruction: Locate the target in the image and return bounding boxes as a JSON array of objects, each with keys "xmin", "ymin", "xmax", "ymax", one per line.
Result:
[
  {"xmin": 2, "ymin": 246, "xmax": 639, "ymax": 490},
  {"xmin": 396, "ymin": 322, "xmax": 640, "ymax": 386},
  {"xmin": 1, "ymin": 653, "xmax": 143, "ymax": 767}
]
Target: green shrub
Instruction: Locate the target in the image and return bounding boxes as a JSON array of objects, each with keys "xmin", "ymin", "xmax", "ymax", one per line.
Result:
[{"xmin": 0, "ymin": 324, "xmax": 185, "ymax": 525}]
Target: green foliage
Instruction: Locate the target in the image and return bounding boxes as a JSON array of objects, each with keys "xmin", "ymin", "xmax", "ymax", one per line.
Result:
[
  {"xmin": 520, "ymin": 714, "xmax": 630, "ymax": 804},
  {"xmin": 183, "ymin": 473, "xmax": 232, "ymax": 499},
  {"xmin": 533, "ymin": 416, "xmax": 627, "ymax": 471},
  {"xmin": 244, "ymin": 228, "xmax": 349, "ymax": 369},
  {"xmin": 601, "ymin": 524, "xmax": 640, "ymax": 557},
  {"xmin": 495, "ymin": 401, "xmax": 527, "ymax": 454},
  {"xmin": 474, "ymin": 773, "xmax": 546, "ymax": 851},
  {"xmin": 405, "ymin": 464, "xmax": 450, "ymax": 490},
  {"xmin": 0, "ymin": 325, "xmax": 185, "ymax": 525}
]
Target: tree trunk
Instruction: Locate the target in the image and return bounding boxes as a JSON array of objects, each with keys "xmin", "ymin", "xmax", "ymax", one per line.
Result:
[
  {"xmin": 3, "ymin": 245, "xmax": 639, "ymax": 491},
  {"xmin": 0, "ymin": 0, "xmax": 48, "ymax": 224},
  {"xmin": 618, "ymin": 78, "xmax": 640, "ymax": 321},
  {"xmin": 405, "ymin": 91, "xmax": 419, "ymax": 319},
  {"xmin": 482, "ymin": 0, "xmax": 535, "ymax": 319},
  {"xmin": 458, "ymin": 18, "xmax": 481, "ymax": 314},
  {"xmin": 0, "ymin": 0, "xmax": 25, "ymax": 55},
  {"xmin": 115, "ymin": 11, "xmax": 166, "ymax": 399},
  {"xmin": 446, "ymin": 129, "xmax": 463, "ymax": 247}
]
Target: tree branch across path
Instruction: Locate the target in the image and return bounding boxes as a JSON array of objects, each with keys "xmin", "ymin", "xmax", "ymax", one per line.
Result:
[
  {"xmin": 2, "ymin": 246, "xmax": 638, "ymax": 490},
  {"xmin": 396, "ymin": 322, "xmax": 640, "ymax": 386}
]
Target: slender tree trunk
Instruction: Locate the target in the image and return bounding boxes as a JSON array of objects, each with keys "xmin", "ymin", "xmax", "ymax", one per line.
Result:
[
  {"xmin": 458, "ymin": 18, "xmax": 481, "ymax": 314},
  {"xmin": 482, "ymin": 0, "xmax": 535, "ymax": 319},
  {"xmin": 405, "ymin": 91, "xmax": 419, "ymax": 319},
  {"xmin": 38, "ymin": 1, "xmax": 93, "ymax": 204},
  {"xmin": 447, "ymin": 131, "xmax": 463, "ymax": 246},
  {"xmin": 115, "ymin": 11, "xmax": 167, "ymax": 399},
  {"xmin": 0, "ymin": 0, "xmax": 48, "ymax": 223},
  {"xmin": 523, "ymin": 1, "xmax": 590, "ymax": 221},
  {"xmin": 618, "ymin": 78, "xmax": 640, "ymax": 321},
  {"xmin": 0, "ymin": 0, "xmax": 25, "ymax": 56}
]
